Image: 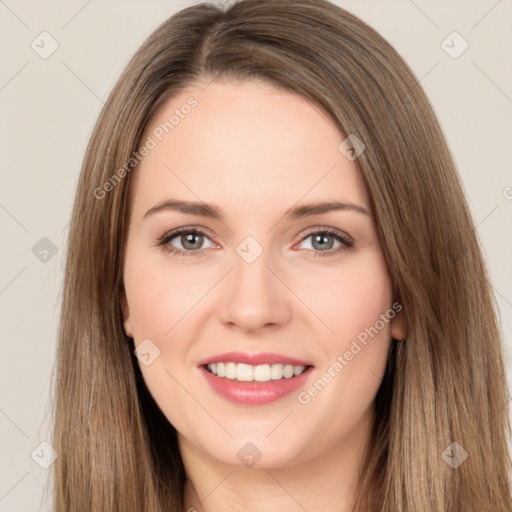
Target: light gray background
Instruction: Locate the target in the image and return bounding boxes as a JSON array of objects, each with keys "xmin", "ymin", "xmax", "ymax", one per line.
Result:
[{"xmin": 0, "ymin": 0, "xmax": 511, "ymax": 510}]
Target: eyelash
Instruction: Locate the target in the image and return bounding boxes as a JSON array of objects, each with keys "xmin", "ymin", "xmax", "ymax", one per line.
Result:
[{"xmin": 156, "ymin": 226, "xmax": 354, "ymax": 259}]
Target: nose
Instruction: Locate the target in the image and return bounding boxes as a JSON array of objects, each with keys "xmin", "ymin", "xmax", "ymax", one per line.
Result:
[{"xmin": 217, "ymin": 245, "xmax": 292, "ymax": 334}]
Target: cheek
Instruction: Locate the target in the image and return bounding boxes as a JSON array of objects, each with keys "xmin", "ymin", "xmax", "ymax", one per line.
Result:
[
  {"xmin": 124, "ymin": 257, "xmax": 215, "ymax": 339},
  {"xmin": 300, "ymin": 253, "xmax": 393, "ymax": 345},
  {"xmin": 124, "ymin": 257, "xmax": 215, "ymax": 414},
  {"xmin": 124, "ymin": 260, "xmax": 210, "ymax": 434},
  {"xmin": 298, "ymin": 253, "xmax": 394, "ymax": 402},
  {"xmin": 297, "ymin": 255, "xmax": 394, "ymax": 425}
]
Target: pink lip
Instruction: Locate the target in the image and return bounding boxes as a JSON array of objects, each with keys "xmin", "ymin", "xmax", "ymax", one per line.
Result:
[
  {"xmin": 199, "ymin": 366, "xmax": 314, "ymax": 405},
  {"xmin": 197, "ymin": 351, "xmax": 312, "ymax": 367},
  {"xmin": 197, "ymin": 351, "xmax": 314, "ymax": 406}
]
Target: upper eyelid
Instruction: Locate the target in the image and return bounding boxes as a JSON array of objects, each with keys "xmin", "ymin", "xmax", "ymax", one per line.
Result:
[{"xmin": 160, "ymin": 226, "xmax": 218, "ymax": 244}]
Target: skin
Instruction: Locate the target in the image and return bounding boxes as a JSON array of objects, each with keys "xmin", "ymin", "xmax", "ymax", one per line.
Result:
[{"xmin": 121, "ymin": 79, "xmax": 405, "ymax": 512}]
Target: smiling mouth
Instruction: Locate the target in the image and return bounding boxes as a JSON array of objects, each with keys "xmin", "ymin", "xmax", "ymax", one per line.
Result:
[{"xmin": 204, "ymin": 362, "xmax": 311, "ymax": 382}]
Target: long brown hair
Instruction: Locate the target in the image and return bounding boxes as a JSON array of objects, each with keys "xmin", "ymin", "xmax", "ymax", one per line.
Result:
[{"xmin": 51, "ymin": 0, "xmax": 511, "ymax": 510}]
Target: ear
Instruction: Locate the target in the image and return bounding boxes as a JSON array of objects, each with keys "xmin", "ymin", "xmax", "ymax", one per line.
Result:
[
  {"xmin": 390, "ymin": 308, "xmax": 407, "ymax": 341},
  {"xmin": 120, "ymin": 290, "xmax": 133, "ymax": 338}
]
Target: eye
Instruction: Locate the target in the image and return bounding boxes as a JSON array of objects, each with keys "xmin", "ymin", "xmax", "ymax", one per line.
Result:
[
  {"xmin": 295, "ymin": 228, "xmax": 353, "ymax": 257},
  {"xmin": 157, "ymin": 227, "xmax": 216, "ymax": 257},
  {"xmin": 156, "ymin": 226, "xmax": 353, "ymax": 259}
]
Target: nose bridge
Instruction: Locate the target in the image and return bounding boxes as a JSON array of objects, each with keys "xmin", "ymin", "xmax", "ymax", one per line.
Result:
[{"xmin": 217, "ymin": 235, "xmax": 291, "ymax": 331}]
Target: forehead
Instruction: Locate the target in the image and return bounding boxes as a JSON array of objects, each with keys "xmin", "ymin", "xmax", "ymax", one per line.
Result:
[{"xmin": 130, "ymin": 79, "xmax": 369, "ymax": 218}]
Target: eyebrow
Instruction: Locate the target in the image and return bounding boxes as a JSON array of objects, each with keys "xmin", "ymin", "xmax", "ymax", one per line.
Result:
[{"xmin": 143, "ymin": 198, "xmax": 370, "ymax": 221}]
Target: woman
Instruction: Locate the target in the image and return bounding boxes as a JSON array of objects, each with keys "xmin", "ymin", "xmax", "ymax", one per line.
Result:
[{"xmin": 52, "ymin": 0, "xmax": 511, "ymax": 510}]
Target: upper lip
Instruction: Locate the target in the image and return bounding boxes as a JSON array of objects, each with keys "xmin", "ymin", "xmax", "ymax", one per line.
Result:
[{"xmin": 197, "ymin": 351, "xmax": 313, "ymax": 367}]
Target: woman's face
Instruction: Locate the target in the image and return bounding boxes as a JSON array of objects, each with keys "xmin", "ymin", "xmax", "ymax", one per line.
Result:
[{"xmin": 121, "ymin": 79, "xmax": 404, "ymax": 469}]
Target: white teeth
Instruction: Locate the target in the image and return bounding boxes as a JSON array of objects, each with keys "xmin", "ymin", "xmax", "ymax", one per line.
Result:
[
  {"xmin": 225, "ymin": 362, "xmax": 237, "ymax": 379},
  {"xmin": 283, "ymin": 365, "xmax": 294, "ymax": 378},
  {"xmin": 270, "ymin": 363, "xmax": 284, "ymax": 380},
  {"xmin": 253, "ymin": 364, "xmax": 270, "ymax": 382},
  {"xmin": 237, "ymin": 363, "xmax": 254, "ymax": 382},
  {"xmin": 293, "ymin": 365, "xmax": 304, "ymax": 376},
  {"xmin": 205, "ymin": 362, "xmax": 307, "ymax": 382}
]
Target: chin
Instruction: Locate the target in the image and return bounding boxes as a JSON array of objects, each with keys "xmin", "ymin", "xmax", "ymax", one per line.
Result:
[{"xmin": 189, "ymin": 431, "xmax": 309, "ymax": 470}]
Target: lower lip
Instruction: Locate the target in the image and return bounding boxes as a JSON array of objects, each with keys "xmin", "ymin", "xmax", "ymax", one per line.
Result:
[{"xmin": 200, "ymin": 366, "xmax": 313, "ymax": 405}]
